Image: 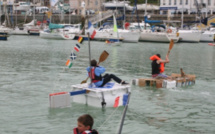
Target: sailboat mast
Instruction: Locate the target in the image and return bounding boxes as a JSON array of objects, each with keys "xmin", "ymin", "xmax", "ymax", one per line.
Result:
[
  {"xmin": 123, "ymin": 0, "xmax": 125, "ymax": 29},
  {"xmin": 33, "ymin": 0, "xmax": 35, "ymax": 22},
  {"xmin": 0, "ymin": 0, "xmax": 1, "ymax": 25},
  {"xmin": 181, "ymin": 0, "xmax": 184, "ymax": 29},
  {"xmin": 69, "ymin": 0, "xmax": 71, "ymax": 24},
  {"xmin": 144, "ymin": 0, "xmax": 147, "ymax": 30}
]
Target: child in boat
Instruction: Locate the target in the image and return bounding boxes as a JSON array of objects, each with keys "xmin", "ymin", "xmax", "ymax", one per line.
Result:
[
  {"xmin": 73, "ymin": 114, "xmax": 98, "ymax": 134},
  {"xmin": 86, "ymin": 59, "xmax": 128, "ymax": 87},
  {"xmin": 150, "ymin": 54, "xmax": 171, "ymax": 79}
]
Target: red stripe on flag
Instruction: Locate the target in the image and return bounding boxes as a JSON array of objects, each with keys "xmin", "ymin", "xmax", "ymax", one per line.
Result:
[
  {"xmin": 113, "ymin": 96, "xmax": 120, "ymax": 108},
  {"xmin": 91, "ymin": 30, "xmax": 96, "ymax": 39},
  {"xmin": 74, "ymin": 47, "xmax": 79, "ymax": 52}
]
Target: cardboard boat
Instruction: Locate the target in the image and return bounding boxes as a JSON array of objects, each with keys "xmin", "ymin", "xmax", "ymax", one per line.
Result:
[
  {"xmin": 132, "ymin": 73, "xmax": 196, "ymax": 89},
  {"xmin": 49, "ymin": 83, "xmax": 131, "ymax": 108}
]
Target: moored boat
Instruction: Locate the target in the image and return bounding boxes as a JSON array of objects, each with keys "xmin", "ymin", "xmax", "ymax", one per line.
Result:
[
  {"xmin": 0, "ymin": 32, "xmax": 9, "ymax": 41},
  {"xmin": 200, "ymin": 28, "xmax": 215, "ymax": 42},
  {"xmin": 178, "ymin": 29, "xmax": 201, "ymax": 43}
]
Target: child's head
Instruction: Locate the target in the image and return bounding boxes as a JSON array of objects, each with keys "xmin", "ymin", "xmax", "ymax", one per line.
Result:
[
  {"xmin": 77, "ymin": 114, "xmax": 94, "ymax": 133},
  {"xmin": 91, "ymin": 59, "xmax": 97, "ymax": 67}
]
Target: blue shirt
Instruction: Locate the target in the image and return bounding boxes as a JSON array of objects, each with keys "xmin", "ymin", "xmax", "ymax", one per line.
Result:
[{"xmin": 86, "ymin": 66, "xmax": 106, "ymax": 87}]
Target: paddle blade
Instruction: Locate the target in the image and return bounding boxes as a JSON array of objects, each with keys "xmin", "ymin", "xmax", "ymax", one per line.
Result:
[
  {"xmin": 169, "ymin": 39, "xmax": 174, "ymax": 51},
  {"xmin": 81, "ymin": 77, "xmax": 89, "ymax": 84},
  {"xmin": 99, "ymin": 50, "xmax": 109, "ymax": 63}
]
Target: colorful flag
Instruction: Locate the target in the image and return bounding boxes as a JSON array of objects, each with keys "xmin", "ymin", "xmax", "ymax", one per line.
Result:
[
  {"xmin": 87, "ymin": 21, "xmax": 96, "ymax": 39},
  {"xmin": 65, "ymin": 59, "xmax": 73, "ymax": 68},
  {"xmin": 78, "ymin": 36, "xmax": 83, "ymax": 43},
  {"xmin": 113, "ymin": 93, "xmax": 129, "ymax": 108},
  {"xmin": 46, "ymin": 11, "xmax": 52, "ymax": 18},
  {"xmin": 74, "ymin": 44, "xmax": 80, "ymax": 52},
  {"xmin": 70, "ymin": 52, "xmax": 77, "ymax": 60}
]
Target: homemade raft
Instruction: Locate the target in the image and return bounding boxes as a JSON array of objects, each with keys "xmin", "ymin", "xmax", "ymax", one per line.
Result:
[
  {"xmin": 132, "ymin": 73, "xmax": 196, "ymax": 89},
  {"xmin": 49, "ymin": 83, "xmax": 131, "ymax": 108}
]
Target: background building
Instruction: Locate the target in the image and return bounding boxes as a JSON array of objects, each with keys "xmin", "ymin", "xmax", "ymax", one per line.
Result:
[{"xmin": 160, "ymin": 0, "xmax": 215, "ymax": 15}]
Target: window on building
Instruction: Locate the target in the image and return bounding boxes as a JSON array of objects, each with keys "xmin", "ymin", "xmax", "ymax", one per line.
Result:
[
  {"xmin": 169, "ymin": 0, "xmax": 171, "ymax": 5},
  {"xmin": 174, "ymin": 0, "xmax": 176, "ymax": 5},
  {"xmin": 180, "ymin": 0, "xmax": 182, "ymax": 5},
  {"xmin": 194, "ymin": 0, "xmax": 196, "ymax": 6},
  {"xmin": 95, "ymin": 0, "xmax": 98, "ymax": 6},
  {"xmin": 88, "ymin": 0, "xmax": 90, "ymax": 6},
  {"xmin": 163, "ymin": 0, "xmax": 166, "ymax": 5},
  {"xmin": 186, "ymin": 0, "xmax": 188, "ymax": 5},
  {"xmin": 208, "ymin": 0, "xmax": 211, "ymax": 5}
]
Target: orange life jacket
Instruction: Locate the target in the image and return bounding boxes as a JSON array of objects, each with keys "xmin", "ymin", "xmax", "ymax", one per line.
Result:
[{"xmin": 150, "ymin": 55, "xmax": 165, "ymax": 73}]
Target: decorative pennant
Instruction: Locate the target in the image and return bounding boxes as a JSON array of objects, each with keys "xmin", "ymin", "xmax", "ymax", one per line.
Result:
[
  {"xmin": 78, "ymin": 36, "xmax": 84, "ymax": 44},
  {"xmin": 65, "ymin": 59, "xmax": 73, "ymax": 68},
  {"xmin": 74, "ymin": 44, "xmax": 80, "ymax": 52},
  {"xmin": 70, "ymin": 52, "xmax": 77, "ymax": 60}
]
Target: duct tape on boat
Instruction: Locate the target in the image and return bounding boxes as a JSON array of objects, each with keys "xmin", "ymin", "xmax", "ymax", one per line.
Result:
[
  {"xmin": 162, "ymin": 80, "xmax": 176, "ymax": 89},
  {"xmin": 49, "ymin": 92, "xmax": 71, "ymax": 108},
  {"xmin": 132, "ymin": 79, "xmax": 139, "ymax": 86}
]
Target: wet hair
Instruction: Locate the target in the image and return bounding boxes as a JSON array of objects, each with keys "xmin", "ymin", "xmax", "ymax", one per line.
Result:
[
  {"xmin": 77, "ymin": 114, "xmax": 94, "ymax": 129},
  {"xmin": 91, "ymin": 59, "xmax": 97, "ymax": 66},
  {"xmin": 156, "ymin": 54, "xmax": 161, "ymax": 58}
]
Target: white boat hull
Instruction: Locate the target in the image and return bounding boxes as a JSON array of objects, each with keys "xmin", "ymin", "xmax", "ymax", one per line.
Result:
[
  {"xmin": 200, "ymin": 32, "xmax": 215, "ymax": 42},
  {"xmin": 40, "ymin": 30, "xmax": 75, "ymax": 40},
  {"xmin": 139, "ymin": 31, "xmax": 170, "ymax": 42},
  {"xmin": 72, "ymin": 83, "xmax": 130, "ymax": 107},
  {"xmin": 94, "ymin": 30, "xmax": 123, "ymax": 41},
  {"xmin": 10, "ymin": 27, "xmax": 29, "ymax": 35},
  {"xmin": 118, "ymin": 30, "xmax": 140, "ymax": 43},
  {"xmin": 178, "ymin": 30, "xmax": 201, "ymax": 42},
  {"xmin": 167, "ymin": 33, "xmax": 180, "ymax": 43}
]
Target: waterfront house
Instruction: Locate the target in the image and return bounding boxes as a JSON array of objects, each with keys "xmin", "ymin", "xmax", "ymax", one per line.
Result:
[{"xmin": 159, "ymin": 0, "xmax": 215, "ymax": 15}]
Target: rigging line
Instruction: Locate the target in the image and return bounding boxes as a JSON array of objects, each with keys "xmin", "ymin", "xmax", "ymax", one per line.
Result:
[{"xmin": 97, "ymin": 106, "xmax": 120, "ymax": 131}]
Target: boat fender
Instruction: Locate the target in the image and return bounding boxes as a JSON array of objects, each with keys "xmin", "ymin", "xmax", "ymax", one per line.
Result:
[{"xmin": 167, "ymin": 29, "xmax": 172, "ymax": 33}]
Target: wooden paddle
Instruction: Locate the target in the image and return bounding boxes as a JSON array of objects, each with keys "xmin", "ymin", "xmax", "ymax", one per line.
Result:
[
  {"xmin": 167, "ymin": 39, "xmax": 174, "ymax": 55},
  {"xmin": 81, "ymin": 50, "xmax": 109, "ymax": 84}
]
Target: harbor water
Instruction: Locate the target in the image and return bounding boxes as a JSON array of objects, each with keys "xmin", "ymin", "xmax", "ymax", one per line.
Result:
[{"xmin": 1, "ymin": 35, "xmax": 215, "ymax": 134}]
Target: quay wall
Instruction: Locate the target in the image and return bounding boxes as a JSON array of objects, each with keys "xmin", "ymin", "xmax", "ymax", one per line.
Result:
[{"xmin": 5, "ymin": 14, "xmax": 211, "ymax": 27}]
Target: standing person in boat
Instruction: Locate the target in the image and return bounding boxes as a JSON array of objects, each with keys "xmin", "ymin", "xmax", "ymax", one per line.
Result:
[
  {"xmin": 150, "ymin": 54, "xmax": 171, "ymax": 79},
  {"xmin": 86, "ymin": 59, "xmax": 128, "ymax": 87},
  {"xmin": 73, "ymin": 114, "xmax": 98, "ymax": 134}
]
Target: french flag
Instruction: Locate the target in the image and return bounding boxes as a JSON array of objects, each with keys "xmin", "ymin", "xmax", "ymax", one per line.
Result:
[
  {"xmin": 113, "ymin": 93, "xmax": 129, "ymax": 108},
  {"xmin": 74, "ymin": 44, "xmax": 80, "ymax": 52},
  {"xmin": 87, "ymin": 21, "xmax": 96, "ymax": 39}
]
